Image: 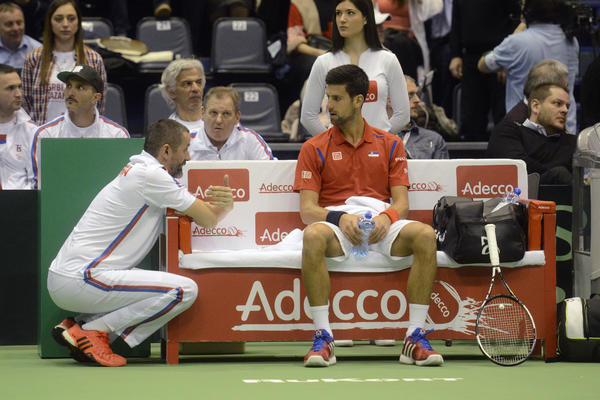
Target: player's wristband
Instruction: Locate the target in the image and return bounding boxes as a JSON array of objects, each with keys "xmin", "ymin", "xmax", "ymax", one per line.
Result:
[
  {"xmin": 326, "ymin": 211, "xmax": 347, "ymax": 226},
  {"xmin": 380, "ymin": 208, "xmax": 400, "ymax": 224}
]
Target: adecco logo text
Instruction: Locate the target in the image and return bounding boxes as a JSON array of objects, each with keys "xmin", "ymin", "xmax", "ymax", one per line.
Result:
[
  {"xmin": 187, "ymin": 169, "xmax": 249, "ymax": 202},
  {"xmin": 255, "ymin": 212, "xmax": 306, "ymax": 245},
  {"xmin": 258, "ymin": 182, "xmax": 294, "ymax": 194},
  {"xmin": 364, "ymin": 81, "xmax": 378, "ymax": 103},
  {"xmin": 409, "ymin": 181, "xmax": 442, "ymax": 192},
  {"xmin": 456, "ymin": 165, "xmax": 518, "ymax": 199}
]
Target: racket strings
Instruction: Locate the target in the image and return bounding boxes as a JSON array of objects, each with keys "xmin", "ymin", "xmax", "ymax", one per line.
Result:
[{"xmin": 478, "ymin": 296, "xmax": 535, "ymax": 365}]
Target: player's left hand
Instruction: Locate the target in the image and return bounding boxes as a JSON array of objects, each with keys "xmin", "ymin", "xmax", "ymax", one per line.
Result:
[{"xmin": 367, "ymin": 214, "xmax": 391, "ymax": 244}]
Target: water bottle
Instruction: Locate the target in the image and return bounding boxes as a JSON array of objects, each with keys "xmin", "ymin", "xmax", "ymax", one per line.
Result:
[
  {"xmin": 351, "ymin": 212, "xmax": 375, "ymax": 259},
  {"xmin": 491, "ymin": 187, "xmax": 522, "ymax": 213}
]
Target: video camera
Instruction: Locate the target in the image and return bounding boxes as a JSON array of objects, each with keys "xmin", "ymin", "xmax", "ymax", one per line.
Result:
[{"xmin": 521, "ymin": 0, "xmax": 594, "ymax": 39}]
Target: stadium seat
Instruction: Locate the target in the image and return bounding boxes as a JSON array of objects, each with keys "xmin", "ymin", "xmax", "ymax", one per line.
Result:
[
  {"xmin": 104, "ymin": 83, "xmax": 128, "ymax": 129},
  {"xmin": 81, "ymin": 17, "xmax": 114, "ymax": 40},
  {"xmin": 230, "ymin": 83, "xmax": 286, "ymax": 142},
  {"xmin": 211, "ymin": 18, "xmax": 271, "ymax": 75},
  {"xmin": 135, "ymin": 17, "xmax": 193, "ymax": 72},
  {"xmin": 144, "ymin": 83, "xmax": 175, "ymax": 132}
]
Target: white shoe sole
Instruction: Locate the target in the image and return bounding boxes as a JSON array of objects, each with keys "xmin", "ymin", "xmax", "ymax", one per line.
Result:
[
  {"xmin": 304, "ymin": 355, "xmax": 337, "ymax": 367},
  {"xmin": 399, "ymin": 354, "xmax": 444, "ymax": 366},
  {"xmin": 334, "ymin": 340, "xmax": 354, "ymax": 347}
]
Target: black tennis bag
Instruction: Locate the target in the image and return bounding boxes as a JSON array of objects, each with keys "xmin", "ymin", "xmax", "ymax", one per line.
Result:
[
  {"xmin": 432, "ymin": 196, "xmax": 527, "ymax": 264},
  {"xmin": 557, "ymin": 296, "xmax": 600, "ymax": 361}
]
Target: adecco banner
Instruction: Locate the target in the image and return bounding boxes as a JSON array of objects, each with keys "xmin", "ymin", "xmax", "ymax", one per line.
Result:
[{"xmin": 182, "ymin": 159, "xmax": 528, "ymax": 251}]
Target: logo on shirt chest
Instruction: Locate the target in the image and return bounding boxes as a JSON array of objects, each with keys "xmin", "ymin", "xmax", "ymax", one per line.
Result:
[
  {"xmin": 368, "ymin": 151, "xmax": 379, "ymax": 157},
  {"xmin": 332, "ymin": 151, "xmax": 342, "ymax": 160},
  {"xmin": 365, "ymin": 81, "xmax": 378, "ymax": 103}
]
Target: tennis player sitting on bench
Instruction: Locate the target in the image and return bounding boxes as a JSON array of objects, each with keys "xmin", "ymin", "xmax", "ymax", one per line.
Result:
[{"xmin": 293, "ymin": 64, "xmax": 443, "ymax": 367}]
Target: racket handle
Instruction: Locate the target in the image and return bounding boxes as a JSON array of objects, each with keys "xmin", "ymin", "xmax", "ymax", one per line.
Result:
[{"xmin": 485, "ymin": 223, "xmax": 500, "ymax": 266}]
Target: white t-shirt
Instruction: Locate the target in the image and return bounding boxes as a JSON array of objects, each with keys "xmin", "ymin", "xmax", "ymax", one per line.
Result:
[
  {"xmin": 49, "ymin": 150, "xmax": 197, "ymax": 277},
  {"xmin": 168, "ymin": 112, "xmax": 206, "ymax": 158},
  {"xmin": 300, "ymin": 48, "xmax": 410, "ymax": 136},
  {"xmin": 46, "ymin": 50, "xmax": 76, "ymax": 122},
  {"xmin": 0, "ymin": 109, "xmax": 38, "ymax": 189}
]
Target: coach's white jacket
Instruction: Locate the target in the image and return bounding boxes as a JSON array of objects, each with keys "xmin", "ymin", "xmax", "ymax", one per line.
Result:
[
  {"xmin": 31, "ymin": 108, "xmax": 129, "ymax": 189},
  {"xmin": 0, "ymin": 108, "xmax": 38, "ymax": 189}
]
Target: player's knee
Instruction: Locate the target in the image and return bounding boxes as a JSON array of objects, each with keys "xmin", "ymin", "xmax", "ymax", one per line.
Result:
[
  {"xmin": 180, "ymin": 277, "xmax": 198, "ymax": 305},
  {"xmin": 413, "ymin": 224, "xmax": 437, "ymax": 252},
  {"xmin": 302, "ymin": 223, "xmax": 330, "ymax": 250}
]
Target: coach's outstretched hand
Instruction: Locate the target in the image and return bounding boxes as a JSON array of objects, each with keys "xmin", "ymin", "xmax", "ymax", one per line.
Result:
[{"xmin": 206, "ymin": 174, "xmax": 233, "ymax": 211}]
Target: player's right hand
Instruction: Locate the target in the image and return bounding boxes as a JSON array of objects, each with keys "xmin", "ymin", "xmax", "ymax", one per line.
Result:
[{"xmin": 339, "ymin": 213, "xmax": 363, "ymax": 246}]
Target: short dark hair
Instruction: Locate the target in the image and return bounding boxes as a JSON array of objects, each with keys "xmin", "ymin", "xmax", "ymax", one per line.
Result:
[
  {"xmin": 325, "ymin": 64, "xmax": 369, "ymax": 99},
  {"xmin": 527, "ymin": 84, "xmax": 567, "ymax": 115},
  {"xmin": 143, "ymin": 119, "xmax": 188, "ymax": 157},
  {"xmin": 331, "ymin": 0, "xmax": 383, "ymax": 53},
  {"xmin": 0, "ymin": 64, "xmax": 17, "ymax": 75},
  {"xmin": 523, "ymin": 0, "xmax": 558, "ymax": 24}
]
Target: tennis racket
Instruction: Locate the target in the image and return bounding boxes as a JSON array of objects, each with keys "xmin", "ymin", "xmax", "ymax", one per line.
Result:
[{"xmin": 475, "ymin": 223, "xmax": 536, "ymax": 366}]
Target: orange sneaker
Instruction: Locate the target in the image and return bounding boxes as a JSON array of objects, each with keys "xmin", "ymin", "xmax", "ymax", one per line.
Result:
[
  {"xmin": 62, "ymin": 324, "xmax": 126, "ymax": 367},
  {"xmin": 51, "ymin": 318, "xmax": 90, "ymax": 363},
  {"xmin": 400, "ymin": 328, "xmax": 444, "ymax": 366}
]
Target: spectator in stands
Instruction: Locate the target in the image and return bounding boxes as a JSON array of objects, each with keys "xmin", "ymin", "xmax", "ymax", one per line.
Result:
[
  {"xmin": 0, "ymin": 63, "xmax": 37, "ymax": 189},
  {"xmin": 449, "ymin": 0, "xmax": 519, "ymax": 141},
  {"xmin": 478, "ymin": 0, "xmax": 579, "ymax": 134},
  {"xmin": 48, "ymin": 119, "xmax": 233, "ymax": 367},
  {"xmin": 376, "ymin": 0, "xmax": 442, "ymax": 80},
  {"xmin": 0, "ymin": 0, "xmax": 48, "ymax": 39},
  {"xmin": 22, "ymin": 0, "xmax": 107, "ymax": 125},
  {"xmin": 282, "ymin": 0, "xmax": 335, "ymax": 112},
  {"xmin": 160, "ymin": 58, "xmax": 206, "ymax": 139},
  {"xmin": 301, "ymin": 0, "xmax": 409, "ymax": 136},
  {"xmin": 294, "ymin": 64, "xmax": 442, "ymax": 368},
  {"xmin": 503, "ymin": 58, "xmax": 568, "ymax": 125},
  {"xmin": 581, "ymin": 53, "xmax": 600, "ymax": 128},
  {"xmin": 400, "ymin": 75, "xmax": 448, "ymax": 159},
  {"xmin": 0, "ymin": 2, "xmax": 41, "ymax": 69},
  {"xmin": 31, "ymin": 65, "xmax": 128, "ymax": 189},
  {"xmin": 487, "ymin": 84, "xmax": 575, "ymax": 185},
  {"xmin": 193, "ymin": 86, "xmax": 274, "ymax": 160},
  {"xmin": 427, "ymin": 0, "xmax": 455, "ymax": 117}
]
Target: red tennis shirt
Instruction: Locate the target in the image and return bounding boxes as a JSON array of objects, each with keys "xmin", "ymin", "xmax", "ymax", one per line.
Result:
[{"xmin": 293, "ymin": 120, "xmax": 409, "ymax": 207}]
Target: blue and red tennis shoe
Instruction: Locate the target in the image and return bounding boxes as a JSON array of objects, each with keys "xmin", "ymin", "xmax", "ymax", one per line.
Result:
[
  {"xmin": 304, "ymin": 329, "xmax": 336, "ymax": 367},
  {"xmin": 400, "ymin": 328, "xmax": 444, "ymax": 366}
]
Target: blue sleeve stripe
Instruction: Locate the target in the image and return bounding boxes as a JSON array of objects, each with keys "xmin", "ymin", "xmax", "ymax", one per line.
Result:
[
  {"xmin": 390, "ymin": 140, "xmax": 398, "ymax": 163},
  {"xmin": 316, "ymin": 147, "xmax": 325, "ymax": 167}
]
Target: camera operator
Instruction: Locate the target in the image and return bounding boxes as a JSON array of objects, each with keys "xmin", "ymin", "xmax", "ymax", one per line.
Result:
[{"xmin": 477, "ymin": 0, "xmax": 579, "ymax": 134}]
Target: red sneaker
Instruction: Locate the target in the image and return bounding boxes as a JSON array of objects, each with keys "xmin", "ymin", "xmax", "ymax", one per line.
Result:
[
  {"xmin": 51, "ymin": 318, "xmax": 90, "ymax": 363},
  {"xmin": 62, "ymin": 324, "xmax": 126, "ymax": 367},
  {"xmin": 400, "ymin": 328, "xmax": 444, "ymax": 366},
  {"xmin": 304, "ymin": 329, "xmax": 336, "ymax": 367}
]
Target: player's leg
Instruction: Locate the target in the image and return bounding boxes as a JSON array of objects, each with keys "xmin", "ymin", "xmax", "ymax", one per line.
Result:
[
  {"xmin": 388, "ymin": 221, "xmax": 443, "ymax": 366},
  {"xmin": 301, "ymin": 222, "xmax": 344, "ymax": 367},
  {"xmin": 48, "ymin": 269, "xmax": 197, "ymax": 366}
]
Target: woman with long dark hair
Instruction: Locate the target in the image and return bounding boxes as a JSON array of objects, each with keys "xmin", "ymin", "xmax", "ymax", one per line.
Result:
[
  {"xmin": 22, "ymin": 0, "xmax": 106, "ymax": 125},
  {"xmin": 300, "ymin": 0, "xmax": 409, "ymax": 136}
]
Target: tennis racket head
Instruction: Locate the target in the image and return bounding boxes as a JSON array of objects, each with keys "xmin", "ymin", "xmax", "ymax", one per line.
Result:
[{"xmin": 475, "ymin": 294, "xmax": 537, "ymax": 366}]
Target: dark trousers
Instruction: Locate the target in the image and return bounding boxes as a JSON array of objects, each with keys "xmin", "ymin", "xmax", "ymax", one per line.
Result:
[{"xmin": 460, "ymin": 53, "xmax": 505, "ymax": 141}]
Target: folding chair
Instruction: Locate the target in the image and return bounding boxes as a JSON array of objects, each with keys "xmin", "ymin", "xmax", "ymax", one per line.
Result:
[
  {"xmin": 82, "ymin": 17, "xmax": 114, "ymax": 40},
  {"xmin": 144, "ymin": 84, "xmax": 176, "ymax": 132},
  {"xmin": 136, "ymin": 17, "xmax": 193, "ymax": 72},
  {"xmin": 103, "ymin": 83, "xmax": 128, "ymax": 129},
  {"xmin": 230, "ymin": 83, "xmax": 286, "ymax": 142}
]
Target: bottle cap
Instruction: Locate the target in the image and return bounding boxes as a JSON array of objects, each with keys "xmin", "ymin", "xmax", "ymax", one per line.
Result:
[
  {"xmin": 514, "ymin": 188, "xmax": 521, "ymax": 195},
  {"xmin": 365, "ymin": 211, "xmax": 372, "ymax": 219}
]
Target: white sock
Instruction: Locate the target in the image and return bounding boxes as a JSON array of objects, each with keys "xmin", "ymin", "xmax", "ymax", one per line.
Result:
[
  {"xmin": 406, "ymin": 303, "xmax": 429, "ymax": 339},
  {"xmin": 82, "ymin": 317, "xmax": 111, "ymax": 333},
  {"xmin": 309, "ymin": 305, "xmax": 332, "ymax": 337}
]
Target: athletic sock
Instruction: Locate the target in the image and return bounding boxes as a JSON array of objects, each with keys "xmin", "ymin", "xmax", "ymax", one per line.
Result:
[
  {"xmin": 82, "ymin": 317, "xmax": 111, "ymax": 333},
  {"xmin": 309, "ymin": 305, "xmax": 332, "ymax": 337},
  {"xmin": 406, "ymin": 303, "xmax": 429, "ymax": 339}
]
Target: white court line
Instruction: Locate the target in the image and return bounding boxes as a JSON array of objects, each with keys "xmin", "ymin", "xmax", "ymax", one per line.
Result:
[{"xmin": 243, "ymin": 378, "xmax": 464, "ymax": 383}]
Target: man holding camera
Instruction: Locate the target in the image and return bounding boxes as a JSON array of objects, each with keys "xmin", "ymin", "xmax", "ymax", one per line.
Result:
[{"xmin": 477, "ymin": 0, "xmax": 579, "ymax": 134}]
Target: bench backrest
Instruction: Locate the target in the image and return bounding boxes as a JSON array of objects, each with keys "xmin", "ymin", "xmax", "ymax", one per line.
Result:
[{"xmin": 181, "ymin": 159, "xmax": 528, "ymax": 251}]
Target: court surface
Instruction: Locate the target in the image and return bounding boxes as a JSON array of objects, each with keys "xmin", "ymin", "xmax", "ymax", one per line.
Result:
[{"xmin": 2, "ymin": 341, "xmax": 598, "ymax": 400}]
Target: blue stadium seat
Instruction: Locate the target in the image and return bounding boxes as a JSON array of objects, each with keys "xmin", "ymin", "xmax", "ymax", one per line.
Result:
[
  {"xmin": 104, "ymin": 83, "xmax": 128, "ymax": 129},
  {"xmin": 230, "ymin": 83, "xmax": 286, "ymax": 141},
  {"xmin": 144, "ymin": 84, "xmax": 175, "ymax": 132},
  {"xmin": 82, "ymin": 17, "xmax": 114, "ymax": 40},
  {"xmin": 136, "ymin": 17, "xmax": 193, "ymax": 72}
]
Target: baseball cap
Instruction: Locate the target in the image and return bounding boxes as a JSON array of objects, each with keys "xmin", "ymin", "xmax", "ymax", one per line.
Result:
[
  {"xmin": 374, "ymin": 4, "xmax": 391, "ymax": 25},
  {"xmin": 57, "ymin": 65, "xmax": 104, "ymax": 93}
]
